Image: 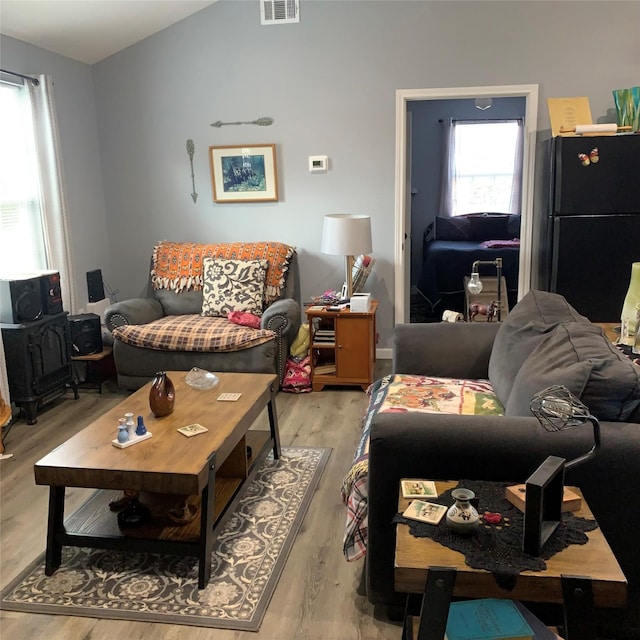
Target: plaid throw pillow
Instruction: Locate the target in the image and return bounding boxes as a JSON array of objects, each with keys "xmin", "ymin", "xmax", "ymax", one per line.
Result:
[{"xmin": 201, "ymin": 258, "xmax": 267, "ymax": 317}]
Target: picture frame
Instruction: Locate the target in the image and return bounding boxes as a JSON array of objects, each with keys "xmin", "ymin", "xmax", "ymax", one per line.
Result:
[
  {"xmin": 209, "ymin": 143, "xmax": 278, "ymax": 203},
  {"xmin": 523, "ymin": 455, "xmax": 565, "ymax": 556}
]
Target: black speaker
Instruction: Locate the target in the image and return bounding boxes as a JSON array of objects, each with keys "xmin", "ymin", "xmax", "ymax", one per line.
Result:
[
  {"xmin": 0, "ymin": 276, "xmax": 44, "ymax": 324},
  {"xmin": 68, "ymin": 313, "xmax": 102, "ymax": 356},
  {"xmin": 38, "ymin": 270, "xmax": 63, "ymax": 315},
  {"xmin": 86, "ymin": 269, "xmax": 105, "ymax": 303}
]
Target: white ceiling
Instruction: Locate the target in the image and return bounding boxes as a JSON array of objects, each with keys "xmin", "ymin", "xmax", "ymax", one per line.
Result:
[{"xmin": 0, "ymin": 0, "xmax": 219, "ymax": 65}]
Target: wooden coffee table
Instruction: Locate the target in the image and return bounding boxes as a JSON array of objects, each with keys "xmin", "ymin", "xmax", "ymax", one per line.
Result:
[
  {"xmin": 396, "ymin": 480, "xmax": 627, "ymax": 640},
  {"xmin": 34, "ymin": 371, "xmax": 280, "ymax": 589}
]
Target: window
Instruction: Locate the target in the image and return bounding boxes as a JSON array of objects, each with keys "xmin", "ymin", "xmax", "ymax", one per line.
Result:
[
  {"xmin": 448, "ymin": 120, "xmax": 522, "ymax": 217},
  {"xmin": 0, "ymin": 79, "xmax": 47, "ymax": 273}
]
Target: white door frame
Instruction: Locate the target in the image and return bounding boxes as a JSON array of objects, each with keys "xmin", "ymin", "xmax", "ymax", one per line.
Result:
[{"xmin": 394, "ymin": 84, "xmax": 539, "ymax": 324}]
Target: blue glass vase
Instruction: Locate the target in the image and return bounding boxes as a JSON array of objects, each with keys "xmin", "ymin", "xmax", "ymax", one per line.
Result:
[{"xmin": 136, "ymin": 415, "xmax": 147, "ymax": 436}]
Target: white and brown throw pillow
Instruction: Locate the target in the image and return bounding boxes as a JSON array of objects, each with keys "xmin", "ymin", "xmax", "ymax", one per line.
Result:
[{"xmin": 201, "ymin": 258, "xmax": 267, "ymax": 317}]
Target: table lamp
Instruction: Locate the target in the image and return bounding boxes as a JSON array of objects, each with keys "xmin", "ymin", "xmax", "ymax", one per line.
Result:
[
  {"xmin": 321, "ymin": 214, "xmax": 372, "ymax": 299},
  {"xmin": 523, "ymin": 385, "xmax": 601, "ymax": 555},
  {"xmin": 466, "ymin": 257, "xmax": 503, "ymax": 321}
]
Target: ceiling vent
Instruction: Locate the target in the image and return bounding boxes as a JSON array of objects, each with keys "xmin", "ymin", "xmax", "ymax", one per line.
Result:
[{"xmin": 261, "ymin": 0, "xmax": 300, "ymax": 25}]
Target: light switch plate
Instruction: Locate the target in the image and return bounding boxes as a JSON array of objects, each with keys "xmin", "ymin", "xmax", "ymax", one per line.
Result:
[{"xmin": 309, "ymin": 155, "xmax": 328, "ymax": 172}]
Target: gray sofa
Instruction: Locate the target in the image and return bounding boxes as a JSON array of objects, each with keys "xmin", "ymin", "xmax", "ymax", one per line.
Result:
[
  {"xmin": 364, "ymin": 291, "xmax": 640, "ymax": 619},
  {"xmin": 105, "ymin": 247, "xmax": 300, "ymax": 390}
]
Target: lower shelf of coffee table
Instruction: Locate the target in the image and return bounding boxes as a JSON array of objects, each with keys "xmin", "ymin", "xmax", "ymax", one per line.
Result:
[{"xmin": 64, "ymin": 429, "xmax": 271, "ymax": 543}]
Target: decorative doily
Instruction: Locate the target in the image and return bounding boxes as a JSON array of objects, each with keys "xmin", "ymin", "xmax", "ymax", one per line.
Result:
[{"xmin": 393, "ymin": 480, "xmax": 598, "ymax": 590}]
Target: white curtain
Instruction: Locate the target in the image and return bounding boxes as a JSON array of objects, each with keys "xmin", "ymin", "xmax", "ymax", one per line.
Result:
[
  {"xmin": 437, "ymin": 119, "xmax": 455, "ymax": 217},
  {"xmin": 27, "ymin": 75, "xmax": 77, "ymax": 314},
  {"xmin": 509, "ymin": 119, "xmax": 525, "ymax": 213},
  {"xmin": 0, "ymin": 332, "xmax": 10, "ymax": 425},
  {"xmin": 439, "ymin": 119, "xmax": 524, "ymax": 218}
]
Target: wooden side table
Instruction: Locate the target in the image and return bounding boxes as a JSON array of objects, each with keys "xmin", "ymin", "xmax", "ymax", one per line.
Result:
[
  {"xmin": 71, "ymin": 346, "xmax": 114, "ymax": 393},
  {"xmin": 396, "ymin": 480, "xmax": 627, "ymax": 640},
  {"xmin": 305, "ymin": 301, "xmax": 377, "ymax": 392}
]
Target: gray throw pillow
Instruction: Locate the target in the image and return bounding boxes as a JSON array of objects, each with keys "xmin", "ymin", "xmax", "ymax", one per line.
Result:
[
  {"xmin": 506, "ymin": 322, "xmax": 640, "ymax": 421},
  {"xmin": 156, "ymin": 289, "xmax": 203, "ymax": 316},
  {"xmin": 506, "ymin": 337, "xmax": 593, "ymax": 418},
  {"xmin": 433, "ymin": 216, "xmax": 471, "ymax": 241},
  {"xmin": 489, "ymin": 290, "xmax": 589, "ymax": 406}
]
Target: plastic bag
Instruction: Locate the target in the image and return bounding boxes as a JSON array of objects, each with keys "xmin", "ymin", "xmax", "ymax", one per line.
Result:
[
  {"xmin": 281, "ymin": 356, "xmax": 312, "ymax": 393},
  {"xmin": 289, "ymin": 323, "xmax": 310, "ymax": 357}
]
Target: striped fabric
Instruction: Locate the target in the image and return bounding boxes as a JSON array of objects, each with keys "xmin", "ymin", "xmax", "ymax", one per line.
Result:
[{"xmin": 112, "ymin": 314, "xmax": 275, "ymax": 353}]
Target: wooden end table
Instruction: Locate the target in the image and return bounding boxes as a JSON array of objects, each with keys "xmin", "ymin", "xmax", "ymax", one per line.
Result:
[
  {"xmin": 34, "ymin": 371, "xmax": 281, "ymax": 589},
  {"xmin": 71, "ymin": 345, "xmax": 114, "ymax": 393},
  {"xmin": 396, "ymin": 480, "xmax": 627, "ymax": 640},
  {"xmin": 305, "ymin": 301, "xmax": 377, "ymax": 391}
]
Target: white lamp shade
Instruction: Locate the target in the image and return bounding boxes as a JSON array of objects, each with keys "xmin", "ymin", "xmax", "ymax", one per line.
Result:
[{"xmin": 321, "ymin": 214, "xmax": 372, "ymax": 256}]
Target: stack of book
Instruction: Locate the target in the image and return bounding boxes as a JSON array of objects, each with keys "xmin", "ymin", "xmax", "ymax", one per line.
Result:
[
  {"xmin": 444, "ymin": 599, "xmax": 560, "ymax": 639},
  {"xmin": 314, "ymin": 329, "xmax": 335, "ymax": 344},
  {"xmin": 314, "ymin": 363, "xmax": 336, "ymax": 375}
]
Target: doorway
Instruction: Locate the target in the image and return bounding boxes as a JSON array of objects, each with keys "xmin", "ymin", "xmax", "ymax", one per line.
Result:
[{"xmin": 394, "ymin": 85, "xmax": 539, "ymax": 324}]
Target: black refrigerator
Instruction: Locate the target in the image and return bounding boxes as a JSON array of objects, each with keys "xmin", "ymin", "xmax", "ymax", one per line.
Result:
[{"xmin": 546, "ymin": 134, "xmax": 640, "ymax": 322}]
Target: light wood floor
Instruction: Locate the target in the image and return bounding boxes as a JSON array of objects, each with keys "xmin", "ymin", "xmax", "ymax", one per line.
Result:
[{"xmin": 0, "ymin": 363, "xmax": 400, "ymax": 640}]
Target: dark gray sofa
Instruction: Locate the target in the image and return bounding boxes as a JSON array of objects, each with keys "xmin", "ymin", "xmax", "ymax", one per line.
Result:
[
  {"xmin": 105, "ymin": 250, "xmax": 300, "ymax": 390},
  {"xmin": 365, "ymin": 291, "xmax": 640, "ymax": 618}
]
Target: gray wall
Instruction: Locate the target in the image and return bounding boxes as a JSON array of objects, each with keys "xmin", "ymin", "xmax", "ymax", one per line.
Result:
[{"xmin": 2, "ymin": 1, "xmax": 639, "ymax": 351}]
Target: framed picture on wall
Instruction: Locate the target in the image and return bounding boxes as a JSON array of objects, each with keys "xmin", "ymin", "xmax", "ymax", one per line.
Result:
[{"xmin": 209, "ymin": 143, "xmax": 278, "ymax": 203}]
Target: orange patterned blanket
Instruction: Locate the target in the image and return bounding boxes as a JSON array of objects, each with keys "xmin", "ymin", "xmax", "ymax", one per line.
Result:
[{"xmin": 151, "ymin": 241, "xmax": 296, "ymax": 305}]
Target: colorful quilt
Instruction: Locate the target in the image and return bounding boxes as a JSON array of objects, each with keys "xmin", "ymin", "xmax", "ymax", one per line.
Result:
[
  {"xmin": 341, "ymin": 374, "xmax": 504, "ymax": 562},
  {"xmin": 151, "ymin": 241, "xmax": 296, "ymax": 305}
]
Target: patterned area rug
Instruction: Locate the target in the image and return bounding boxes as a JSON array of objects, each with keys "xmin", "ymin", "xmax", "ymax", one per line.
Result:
[{"xmin": 0, "ymin": 446, "xmax": 330, "ymax": 631}]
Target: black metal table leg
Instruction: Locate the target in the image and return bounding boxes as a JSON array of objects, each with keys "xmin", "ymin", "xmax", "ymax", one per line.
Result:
[
  {"xmin": 562, "ymin": 574, "xmax": 596, "ymax": 640},
  {"xmin": 267, "ymin": 383, "xmax": 281, "ymax": 460},
  {"xmin": 45, "ymin": 485, "xmax": 65, "ymax": 575},
  {"xmin": 198, "ymin": 453, "xmax": 216, "ymax": 589},
  {"xmin": 404, "ymin": 589, "xmax": 438, "ymax": 640},
  {"xmin": 403, "ymin": 567, "xmax": 456, "ymax": 640},
  {"xmin": 21, "ymin": 401, "xmax": 38, "ymax": 425},
  {"xmin": 402, "ymin": 593, "xmax": 421, "ymax": 640}
]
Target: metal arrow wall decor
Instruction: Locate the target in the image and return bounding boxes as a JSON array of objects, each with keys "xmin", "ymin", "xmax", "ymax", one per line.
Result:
[
  {"xmin": 186, "ymin": 139, "xmax": 197, "ymax": 203},
  {"xmin": 210, "ymin": 117, "xmax": 274, "ymax": 128}
]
